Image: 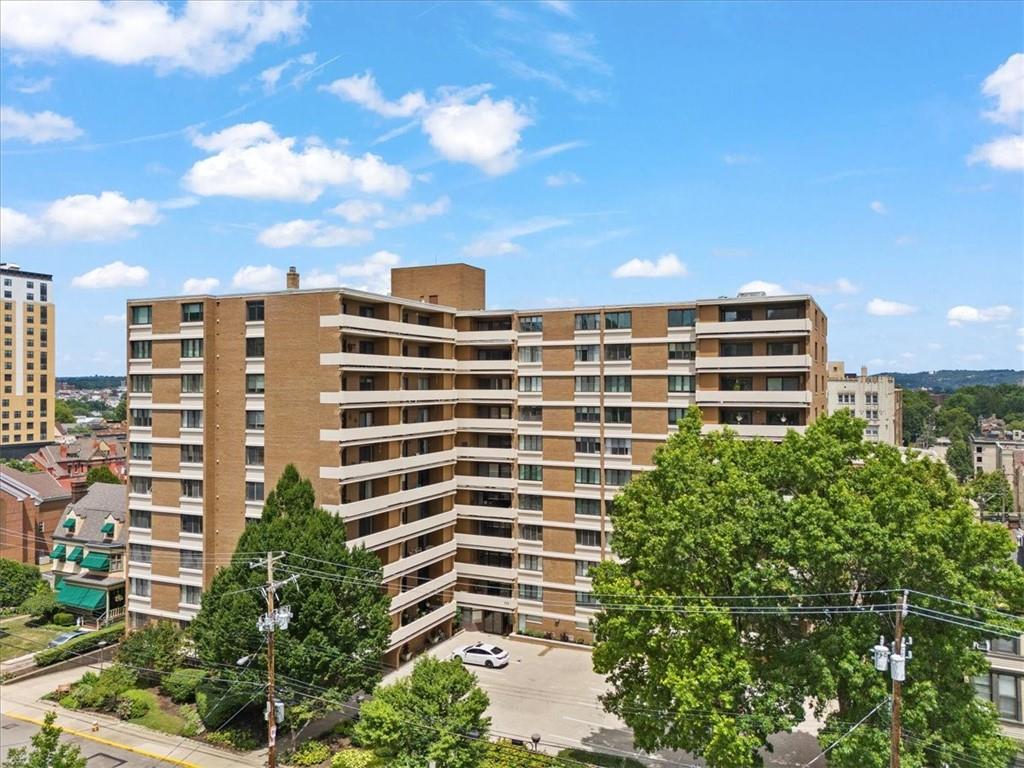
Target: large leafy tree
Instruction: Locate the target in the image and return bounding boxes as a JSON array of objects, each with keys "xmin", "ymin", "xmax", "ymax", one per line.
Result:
[
  {"xmin": 85, "ymin": 465, "xmax": 122, "ymax": 486},
  {"xmin": 946, "ymin": 436, "xmax": 973, "ymax": 482},
  {"xmin": 355, "ymin": 656, "xmax": 491, "ymax": 768},
  {"xmin": 967, "ymin": 471, "xmax": 1014, "ymax": 519},
  {"xmin": 189, "ymin": 465, "xmax": 392, "ymax": 724},
  {"xmin": 3, "ymin": 712, "xmax": 86, "ymax": 768},
  {"xmin": 0, "ymin": 559, "xmax": 41, "ymax": 608},
  {"xmin": 900, "ymin": 389, "xmax": 935, "ymax": 446},
  {"xmin": 592, "ymin": 408, "xmax": 1024, "ymax": 768}
]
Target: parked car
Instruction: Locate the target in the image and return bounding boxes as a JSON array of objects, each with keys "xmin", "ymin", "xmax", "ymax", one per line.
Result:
[
  {"xmin": 47, "ymin": 629, "xmax": 89, "ymax": 648},
  {"xmin": 452, "ymin": 641, "xmax": 510, "ymax": 668}
]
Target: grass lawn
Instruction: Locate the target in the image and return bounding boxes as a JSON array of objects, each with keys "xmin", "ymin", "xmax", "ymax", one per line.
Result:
[
  {"xmin": 0, "ymin": 615, "xmax": 66, "ymax": 662},
  {"xmin": 128, "ymin": 689, "xmax": 191, "ymax": 736}
]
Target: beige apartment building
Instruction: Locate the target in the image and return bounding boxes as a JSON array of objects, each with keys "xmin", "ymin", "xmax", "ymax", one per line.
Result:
[
  {"xmin": 0, "ymin": 263, "xmax": 55, "ymax": 456},
  {"xmin": 125, "ymin": 264, "xmax": 827, "ymax": 664},
  {"xmin": 977, "ymin": 634, "xmax": 1024, "ymax": 759},
  {"xmin": 826, "ymin": 362, "xmax": 902, "ymax": 446}
]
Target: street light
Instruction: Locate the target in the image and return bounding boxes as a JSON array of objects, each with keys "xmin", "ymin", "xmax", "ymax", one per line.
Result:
[{"xmin": 531, "ymin": 733, "xmax": 541, "ymax": 752}]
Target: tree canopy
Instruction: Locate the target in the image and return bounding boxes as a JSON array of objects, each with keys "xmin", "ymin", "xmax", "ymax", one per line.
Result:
[
  {"xmin": 189, "ymin": 465, "xmax": 392, "ymax": 725},
  {"xmin": 2, "ymin": 712, "xmax": 86, "ymax": 768},
  {"xmin": 900, "ymin": 389, "xmax": 935, "ymax": 446},
  {"xmin": 0, "ymin": 559, "xmax": 42, "ymax": 608},
  {"xmin": 0, "ymin": 458, "xmax": 40, "ymax": 473},
  {"xmin": 85, "ymin": 465, "xmax": 122, "ymax": 486},
  {"xmin": 591, "ymin": 407, "xmax": 1024, "ymax": 768}
]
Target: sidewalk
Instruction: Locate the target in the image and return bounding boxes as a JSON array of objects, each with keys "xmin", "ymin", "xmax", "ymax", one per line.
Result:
[{"xmin": 1, "ymin": 663, "xmax": 266, "ymax": 768}]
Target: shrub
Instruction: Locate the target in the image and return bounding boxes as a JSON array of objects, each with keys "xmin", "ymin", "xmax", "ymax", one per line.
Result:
[
  {"xmin": 19, "ymin": 583, "xmax": 57, "ymax": 620},
  {"xmin": 0, "ymin": 558, "xmax": 41, "ymax": 608},
  {"xmin": 205, "ymin": 727, "xmax": 260, "ymax": 751},
  {"xmin": 75, "ymin": 664, "xmax": 137, "ymax": 711},
  {"xmin": 116, "ymin": 689, "xmax": 152, "ymax": 720},
  {"xmin": 288, "ymin": 740, "xmax": 331, "ymax": 766},
  {"xmin": 52, "ymin": 612, "xmax": 76, "ymax": 627},
  {"xmin": 179, "ymin": 704, "xmax": 202, "ymax": 737},
  {"xmin": 160, "ymin": 668, "xmax": 207, "ymax": 703},
  {"xmin": 34, "ymin": 623, "xmax": 123, "ymax": 667},
  {"xmin": 196, "ymin": 679, "xmax": 257, "ymax": 731},
  {"xmin": 58, "ymin": 695, "xmax": 80, "ymax": 710},
  {"xmin": 117, "ymin": 621, "xmax": 184, "ymax": 683},
  {"xmin": 331, "ymin": 750, "xmax": 383, "ymax": 768},
  {"xmin": 556, "ymin": 748, "xmax": 645, "ymax": 768}
]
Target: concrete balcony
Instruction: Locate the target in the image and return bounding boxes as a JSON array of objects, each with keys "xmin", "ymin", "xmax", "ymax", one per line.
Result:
[
  {"xmin": 322, "ymin": 449, "xmax": 456, "ymax": 483},
  {"xmin": 388, "ymin": 601, "xmax": 457, "ymax": 649},
  {"xmin": 454, "ymin": 503, "xmax": 516, "ymax": 521},
  {"xmin": 320, "ymin": 352, "xmax": 456, "ymax": 372},
  {"xmin": 454, "ymin": 446, "xmax": 516, "ymax": 462},
  {"xmin": 456, "ymin": 389, "xmax": 517, "ymax": 403},
  {"xmin": 695, "ymin": 354, "xmax": 812, "ymax": 372},
  {"xmin": 390, "ymin": 570, "xmax": 457, "ymax": 614},
  {"xmin": 454, "ymin": 532, "xmax": 515, "ymax": 552},
  {"xmin": 348, "ymin": 509, "xmax": 458, "ymax": 552},
  {"xmin": 695, "ymin": 390, "xmax": 812, "ymax": 406},
  {"xmin": 454, "ymin": 418, "xmax": 516, "ymax": 433},
  {"xmin": 987, "ymin": 652, "xmax": 1024, "ymax": 675},
  {"xmin": 321, "ymin": 418, "xmax": 457, "ymax": 446},
  {"xmin": 320, "ymin": 312, "xmax": 456, "ymax": 342},
  {"xmin": 454, "ymin": 561, "xmax": 516, "ymax": 582},
  {"xmin": 455, "ymin": 359, "xmax": 515, "ymax": 372},
  {"xmin": 383, "ymin": 538, "xmax": 458, "ymax": 580},
  {"xmin": 455, "ymin": 591, "xmax": 515, "ymax": 611},
  {"xmin": 696, "ymin": 318, "xmax": 813, "ymax": 337},
  {"xmin": 456, "ymin": 474, "xmax": 517, "ymax": 492},
  {"xmin": 321, "ymin": 389, "xmax": 457, "ymax": 407},
  {"xmin": 455, "ymin": 329, "xmax": 516, "ymax": 345},
  {"xmin": 326, "ymin": 478, "xmax": 457, "ymax": 521},
  {"xmin": 702, "ymin": 423, "xmax": 808, "ymax": 439}
]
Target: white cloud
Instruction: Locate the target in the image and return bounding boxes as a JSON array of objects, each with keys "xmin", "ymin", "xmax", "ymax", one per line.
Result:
[
  {"xmin": 722, "ymin": 153, "xmax": 758, "ymax": 165},
  {"xmin": 0, "ymin": 207, "xmax": 44, "ymax": 246},
  {"xmin": 463, "ymin": 217, "xmax": 568, "ymax": 257},
  {"xmin": 43, "ymin": 191, "xmax": 160, "ymax": 241},
  {"xmin": 967, "ymin": 135, "xmax": 1024, "ymax": 171},
  {"xmin": 303, "ymin": 250, "xmax": 401, "ymax": 294},
  {"xmin": 795, "ymin": 277, "xmax": 861, "ymax": 295},
  {"xmin": 869, "ymin": 200, "xmax": 887, "ymax": 215},
  {"xmin": 330, "ymin": 200, "xmax": 385, "ymax": 224},
  {"xmin": 185, "ymin": 122, "xmax": 412, "ymax": 201},
  {"xmin": 259, "ymin": 53, "xmax": 318, "ymax": 93},
  {"xmin": 612, "ymin": 253, "xmax": 687, "ymax": 279},
  {"xmin": 160, "ymin": 196, "xmax": 199, "ymax": 210},
  {"xmin": 529, "ymin": 140, "xmax": 586, "ymax": 161},
  {"xmin": 540, "ymin": 0, "xmax": 575, "ymax": 17},
  {"xmin": 545, "ymin": 170, "xmax": 582, "ymax": 187},
  {"xmin": 13, "ymin": 75, "xmax": 53, "ymax": 94},
  {"xmin": 320, "ymin": 71, "xmax": 427, "ymax": 118},
  {"xmin": 232, "ymin": 265, "xmax": 284, "ymax": 291},
  {"xmin": 946, "ymin": 304, "xmax": 1014, "ymax": 325},
  {"xmin": 981, "ymin": 53, "xmax": 1024, "ymax": 126},
  {"xmin": 182, "ymin": 277, "xmax": 220, "ymax": 293},
  {"xmin": 738, "ymin": 280, "xmax": 786, "ymax": 296},
  {"xmin": 376, "ymin": 196, "xmax": 451, "ymax": 229},
  {"xmin": 0, "ymin": 106, "xmax": 82, "ymax": 143},
  {"xmin": 0, "ymin": 0, "xmax": 306, "ymax": 76},
  {"xmin": 258, "ymin": 219, "xmax": 373, "ymax": 249},
  {"xmin": 835, "ymin": 277, "xmax": 860, "ymax": 295},
  {"xmin": 544, "ymin": 32, "xmax": 610, "ymax": 75},
  {"xmin": 71, "ymin": 260, "xmax": 149, "ymax": 289},
  {"xmin": 423, "ymin": 95, "xmax": 531, "ymax": 175},
  {"xmin": 866, "ymin": 298, "xmax": 918, "ymax": 317}
]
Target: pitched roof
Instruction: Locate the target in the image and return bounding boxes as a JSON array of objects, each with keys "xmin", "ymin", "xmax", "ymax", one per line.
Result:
[
  {"xmin": 54, "ymin": 482, "xmax": 127, "ymax": 544},
  {"xmin": 0, "ymin": 466, "xmax": 71, "ymax": 502},
  {"xmin": 32, "ymin": 436, "xmax": 126, "ymax": 472}
]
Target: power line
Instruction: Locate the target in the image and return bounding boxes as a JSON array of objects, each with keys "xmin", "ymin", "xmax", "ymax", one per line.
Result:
[{"xmin": 801, "ymin": 698, "xmax": 888, "ymax": 767}]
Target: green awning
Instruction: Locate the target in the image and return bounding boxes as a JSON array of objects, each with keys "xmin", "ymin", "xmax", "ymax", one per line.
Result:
[
  {"xmin": 61, "ymin": 518, "xmax": 76, "ymax": 529},
  {"xmin": 80, "ymin": 552, "xmax": 110, "ymax": 571},
  {"xmin": 56, "ymin": 581, "xmax": 106, "ymax": 612},
  {"xmin": 67, "ymin": 546, "xmax": 83, "ymax": 563},
  {"xmin": 50, "ymin": 544, "xmax": 66, "ymax": 560},
  {"xmin": 100, "ymin": 522, "xmax": 115, "ymax": 534}
]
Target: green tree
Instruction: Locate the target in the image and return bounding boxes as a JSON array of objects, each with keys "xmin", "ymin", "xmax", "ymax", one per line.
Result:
[
  {"xmin": 189, "ymin": 465, "xmax": 392, "ymax": 725},
  {"xmin": 591, "ymin": 407, "xmax": 1024, "ymax": 768},
  {"xmin": 19, "ymin": 582, "xmax": 58, "ymax": 621},
  {"xmin": 54, "ymin": 399, "xmax": 76, "ymax": 425},
  {"xmin": 116, "ymin": 621, "xmax": 185, "ymax": 684},
  {"xmin": 0, "ymin": 559, "xmax": 41, "ymax": 608},
  {"xmin": 103, "ymin": 395, "xmax": 126, "ymax": 423},
  {"xmin": 2, "ymin": 711, "xmax": 86, "ymax": 768},
  {"xmin": 935, "ymin": 406, "xmax": 976, "ymax": 440},
  {"xmin": 0, "ymin": 458, "xmax": 40, "ymax": 473},
  {"xmin": 85, "ymin": 465, "xmax": 122, "ymax": 486},
  {"xmin": 900, "ymin": 389, "xmax": 935, "ymax": 445},
  {"xmin": 946, "ymin": 436, "xmax": 973, "ymax": 482},
  {"xmin": 355, "ymin": 657, "xmax": 491, "ymax": 768},
  {"xmin": 967, "ymin": 471, "xmax": 1014, "ymax": 518}
]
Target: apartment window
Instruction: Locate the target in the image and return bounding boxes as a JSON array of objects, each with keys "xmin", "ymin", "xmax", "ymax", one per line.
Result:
[
  {"xmin": 130, "ymin": 375, "xmax": 152, "ymax": 393},
  {"xmin": 519, "ymin": 406, "xmax": 542, "ymax": 422},
  {"xmin": 518, "ymin": 346, "xmax": 542, "ymax": 363},
  {"xmin": 246, "ymin": 337, "xmax": 265, "ymax": 358},
  {"xmin": 576, "ymin": 529, "xmax": 601, "ymax": 547},
  {"xmin": 131, "ymin": 409, "xmax": 152, "ymax": 427},
  {"xmin": 576, "ymin": 498, "xmax": 600, "ymax": 516},
  {"xmin": 605, "ymin": 375, "xmax": 631, "ymax": 393},
  {"xmin": 180, "ymin": 339, "xmax": 203, "ymax": 359},
  {"xmin": 520, "ymin": 524, "xmax": 543, "ymax": 542},
  {"xmin": 671, "ymin": 405, "xmax": 691, "ymax": 424},
  {"xmin": 576, "ymin": 436, "xmax": 600, "ymax": 454},
  {"xmin": 721, "ymin": 409, "xmax": 753, "ymax": 425},
  {"xmin": 667, "ymin": 308, "xmax": 696, "ymax": 327},
  {"xmin": 246, "ymin": 445, "xmax": 265, "ymax": 466},
  {"xmin": 974, "ymin": 673, "xmax": 1022, "ymax": 721},
  {"xmin": 607, "ymin": 437, "xmax": 631, "ymax": 456},
  {"xmin": 519, "ymin": 554, "xmax": 542, "ymax": 571},
  {"xmin": 181, "ymin": 479, "xmax": 203, "ymax": 498},
  {"xmin": 575, "ymin": 406, "xmax": 600, "ymax": 424},
  {"xmin": 518, "ymin": 376, "xmax": 542, "ymax": 393},
  {"xmin": 668, "ymin": 342, "xmax": 695, "ymax": 360},
  {"xmin": 130, "ymin": 544, "xmax": 152, "ymax": 564},
  {"xmin": 246, "ymin": 410, "xmax": 265, "ymax": 430},
  {"xmin": 720, "ymin": 376, "xmax": 753, "ymax": 391},
  {"xmin": 519, "ymin": 464, "xmax": 543, "ymax": 482},
  {"xmin": 576, "ymin": 560, "xmax": 595, "ymax": 578},
  {"xmin": 246, "ymin": 300, "xmax": 265, "ymax": 322},
  {"xmin": 131, "ymin": 305, "xmax": 153, "ymax": 325},
  {"xmin": 766, "ymin": 305, "xmax": 802, "ymax": 320},
  {"xmin": 181, "ymin": 302, "xmax": 204, "ymax": 323},
  {"xmin": 181, "ymin": 585, "xmax": 202, "ymax": 606},
  {"xmin": 246, "ymin": 373, "xmax": 266, "ymax": 394},
  {"xmin": 180, "ymin": 550, "xmax": 203, "ymax": 571},
  {"xmin": 181, "ymin": 516, "xmax": 203, "ymax": 535},
  {"xmin": 180, "ymin": 444, "xmax": 204, "ymax": 463},
  {"xmin": 181, "ymin": 410, "xmax": 203, "ymax": 429},
  {"xmin": 766, "ymin": 376, "xmax": 802, "ymax": 391},
  {"xmin": 576, "ymin": 467, "xmax": 600, "ymax": 485},
  {"xmin": 605, "ymin": 311, "xmax": 631, "ymax": 330},
  {"xmin": 519, "ymin": 434, "xmax": 542, "ymax": 451},
  {"xmin": 130, "ymin": 442, "xmax": 152, "ymax": 460},
  {"xmin": 575, "ymin": 345, "xmax": 600, "ymax": 362},
  {"xmin": 131, "ymin": 476, "xmax": 152, "ymax": 494},
  {"xmin": 606, "ymin": 407, "xmax": 632, "ymax": 424},
  {"xmin": 130, "ymin": 577, "xmax": 151, "ymax": 597},
  {"xmin": 129, "ymin": 509, "xmax": 151, "ymax": 529},
  {"xmin": 767, "ymin": 341, "xmax": 800, "ymax": 356},
  {"xmin": 605, "ymin": 344, "xmax": 631, "ymax": 361},
  {"xmin": 519, "ymin": 315, "xmax": 543, "ymax": 333},
  {"xmin": 518, "ymin": 494, "xmax": 543, "ymax": 511},
  {"xmin": 518, "ymin": 583, "xmax": 543, "ymax": 601},
  {"xmin": 576, "ymin": 591, "xmax": 599, "ymax": 607},
  {"xmin": 992, "ymin": 637, "xmax": 1020, "ymax": 655},
  {"xmin": 720, "ymin": 307, "xmax": 753, "ymax": 322},
  {"xmin": 575, "ymin": 312, "xmax": 600, "ymax": 331},
  {"xmin": 668, "ymin": 375, "xmax": 695, "ymax": 393},
  {"xmin": 130, "ymin": 340, "xmax": 152, "ymax": 359},
  {"xmin": 721, "ymin": 342, "xmax": 754, "ymax": 357},
  {"xmin": 181, "ymin": 374, "xmax": 203, "ymax": 393},
  {"xmin": 606, "ymin": 468, "xmax": 633, "ymax": 486},
  {"xmin": 246, "ymin": 481, "xmax": 265, "ymax": 501}
]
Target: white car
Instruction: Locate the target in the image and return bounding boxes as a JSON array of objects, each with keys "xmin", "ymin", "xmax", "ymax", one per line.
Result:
[{"xmin": 452, "ymin": 642, "xmax": 510, "ymax": 669}]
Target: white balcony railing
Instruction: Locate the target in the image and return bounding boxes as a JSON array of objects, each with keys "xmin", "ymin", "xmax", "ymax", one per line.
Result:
[
  {"xmin": 455, "ymin": 330, "xmax": 516, "ymax": 345},
  {"xmin": 702, "ymin": 423, "xmax": 808, "ymax": 439},
  {"xmin": 695, "ymin": 354, "xmax": 812, "ymax": 372},
  {"xmin": 454, "ymin": 503, "xmax": 517, "ymax": 521},
  {"xmin": 455, "ymin": 591, "xmax": 515, "ymax": 611},
  {"xmin": 695, "ymin": 390, "xmax": 812, "ymax": 406},
  {"xmin": 321, "ymin": 449, "xmax": 456, "ymax": 483},
  {"xmin": 321, "ymin": 389, "xmax": 457, "ymax": 407},
  {"xmin": 388, "ymin": 601, "xmax": 457, "ymax": 649},
  {"xmin": 325, "ymin": 479, "xmax": 457, "ymax": 521},
  {"xmin": 383, "ymin": 538, "xmax": 457, "ymax": 580},
  {"xmin": 696, "ymin": 318, "xmax": 813, "ymax": 337},
  {"xmin": 389, "ymin": 570, "xmax": 457, "ymax": 614},
  {"xmin": 320, "ymin": 352, "xmax": 456, "ymax": 372},
  {"xmin": 454, "ymin": 446, "xmax": 516, "ymax": 462},
  {"xmin": 320, "ymin": 312, "xmax": 457, "ymax": 342},
  {"xmin": 454, "ymin": 418, "xmax": 516, "ymax": 433},
  {"xmin": 320, "ymin": 419, "xmax": 457, "ymax": 445},
  {"xmin": 348, "ymin": 509, "xmax": 457, "ymax": 552},
  {"xmin": 454, "ymin": 532, "xmax": 516, "ymax": 552},
  {"xmin": 454, "ymin": 561, "xmax": 516, "ymax": 582}
]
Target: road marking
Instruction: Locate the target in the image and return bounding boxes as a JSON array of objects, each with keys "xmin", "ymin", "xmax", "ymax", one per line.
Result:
[
  {"xmin": 4, "ymin": 712, "xmax": 202, "ymax": 768},
  {"xmin": 561, "ymin": 715, "xmax": 611, "ymax": 729}
]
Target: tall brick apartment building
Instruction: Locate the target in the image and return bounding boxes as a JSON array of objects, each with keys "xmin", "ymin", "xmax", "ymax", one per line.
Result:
[{"xmin": 124, "ymin": 264, "xmax": 827, "ymax": 666}]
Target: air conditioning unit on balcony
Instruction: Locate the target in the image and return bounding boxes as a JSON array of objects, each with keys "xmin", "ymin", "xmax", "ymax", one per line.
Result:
[{"xmin": 974, "ymin": 640, "xmax": 992, "ymax": 652}]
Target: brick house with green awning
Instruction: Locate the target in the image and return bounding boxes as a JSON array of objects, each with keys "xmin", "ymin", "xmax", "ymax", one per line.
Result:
[{"xmin": 50, "ymin": 482, "xmax": 126, "ymax": 627}]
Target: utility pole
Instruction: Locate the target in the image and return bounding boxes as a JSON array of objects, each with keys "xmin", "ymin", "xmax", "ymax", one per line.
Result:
[{"xmin": 890, "ymin": 590, "xmax": 907, "ymax": 768}]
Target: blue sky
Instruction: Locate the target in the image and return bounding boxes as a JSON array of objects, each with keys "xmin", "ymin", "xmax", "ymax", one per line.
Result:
[{"xmin": 0, "ymin": 0, "xmax": 1021, "ymax": 376}]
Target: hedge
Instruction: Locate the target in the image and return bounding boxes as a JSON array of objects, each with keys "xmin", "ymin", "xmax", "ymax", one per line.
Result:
[
  {"xmin": 160, "ymin": 668, "xmax": 207, "ymax": 703},
  {"xmin": 34, "ymin": 623, "xmax": 124, "ymax": 667}
]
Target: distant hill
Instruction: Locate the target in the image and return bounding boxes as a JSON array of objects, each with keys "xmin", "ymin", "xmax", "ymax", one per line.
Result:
[
  {"xmin": 881, "ymin": 369, "xmax": 1024, "ymax": 392},
  {"xmin": 57, "ymin": 375, "xmax": 125, "ymax": 390}
]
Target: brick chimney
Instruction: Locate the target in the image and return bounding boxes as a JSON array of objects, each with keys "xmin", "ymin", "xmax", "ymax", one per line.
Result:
[{"xmin": 286, "ymin": 266, "xmax": 300, "ymax": 290}]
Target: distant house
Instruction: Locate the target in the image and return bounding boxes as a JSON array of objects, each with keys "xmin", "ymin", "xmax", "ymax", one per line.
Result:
[
  {"xmin": 0, "ymin": 467, "xmax": 72, "ymax": 565},
  {"xmin": 50, "ymin": 483, "xmax": 126, "ymax": 628},
  {"xmin": 28, "ymin": 436, "xmax": 127, "ymax": 501}
]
